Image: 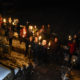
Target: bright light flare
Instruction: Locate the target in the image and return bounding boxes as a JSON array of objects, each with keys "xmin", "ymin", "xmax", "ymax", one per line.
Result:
[
  {"xmin": 38, "ymin": 36, "xmax": 42, "ymax": 41},
  {"xmin": 12, "ymin": 19, "xmax": 19, "ymax": 25},
  {"xmin": 29, "ymin": 25, "xmax": 33, "ymax": 30},
  {"xmin": 48, "ymin": 41, "xmax": 51, "ymax": 46},
  {"xmin": 22, "ymin": 27, "xmax": 27, "ymax": 38},
  {"xmin": 3, "ymin": 18, "xmax": 7, "ymax": 23}
]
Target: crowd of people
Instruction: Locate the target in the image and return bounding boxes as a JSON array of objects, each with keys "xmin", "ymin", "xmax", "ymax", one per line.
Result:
[{"xmin": 0, "ymin": 14, "xmax": 80, "ymax": 67}]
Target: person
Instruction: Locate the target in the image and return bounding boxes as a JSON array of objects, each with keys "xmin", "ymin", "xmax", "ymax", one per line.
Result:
[
  {"xmin": 73, "ymin": 34, "xmax": 79, "ymax": 50},
  {"xmin": 33, "ymin": 37, "xmax": 39, "ymax": 63},
  {"xmin": 25, "ymin": 63, "xmax": 33, "ymax": 80},
  {"xmin": 5, "ymin": 27, "xmax": 9, "ymax": 37},
  {"xmin": 14, "ymin": 67, "xmax": 23, "ymax": 80},
  {"xmin": 25, "ymin": 36, "xmax": 33, "ymax": 57},
  {"xmin": 42, "ymin": 45, "xmax": 48, "ymax": 64},
  {"xmin": 17, "ymin": 25, "xmax": 20, "ymax": 37},
  {"xmin": 25, "ymin": 38, "xmax": 29, "ymax": 56},
  {"xmin": 46, "ymin": 24, "xmax": 51, "ymax": 39},
  {"xmin": 8, "ymin": 27, "xmax": 13, "ymax": 47},
  {"xmin": 22, "ymin": 65, "xmax": 28, "ymax": 80},
  {"xmin": 68, "ymin": 39, "xmax": 76, "ymax": 66},
  {"xmin": 27, "ymin": 36, "xmax": 34, "ymax": 62},
  {"xmin": 0, "ymin": 14, "xmax": 2, "ymax": 28},
  {"xmin": 20, "ymin": 27, "xmax": 27, "ymax": 44}
]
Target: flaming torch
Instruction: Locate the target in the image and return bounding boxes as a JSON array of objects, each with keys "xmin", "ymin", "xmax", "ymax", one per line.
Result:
[
  {"xmin": 38, "ymin": 35, "xmax": 42, "ymax": 45},
  {"xmin": 47, "ymin": 41, "xmax": 51, "ymax": 49},
  {"xmin": 3, "ymin": 18, "xmax": 7, "ymax": 25},
  {"xmin": 22, "ymin": 27, "xmax": 27, "ymax": 38}
]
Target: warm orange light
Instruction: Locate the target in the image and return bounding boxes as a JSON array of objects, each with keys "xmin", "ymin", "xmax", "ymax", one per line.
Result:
[
  {"xmin": 48, "ymin": 24, "xmax": 50, "ymax": 28},
  {"xmin": 73, "ymin": 34, "xmax": 77, "ymax": 39},
  {"xmin": 22, "ymin": 27, "xmax": 27, "ymax": 38},
  {"xmin": 68, "ymin": 35, "xmax": 72, "ymax": 41},
  {"xmin": 13, "ymin": 19, "xmax": 19, "ymax": 25},
  {"xmin": 29, "ymin": 36, "xmax": 33, "ymax": 42},
  {"xmin": 36, "ymin": 32, "xmax": 39, "ymax": 36},
  {"xmin": 28, "ymin": 44, "xmax": 31, "ymax": 48},
  {"xmin": 34, "ymin": 25, "xmax": 37, "ymax": 29},
  {"xmin": 54, "ymin": 37, "xmax": 58, "ymax": 43},
  {"xmin": 39, "ymin": 42, "xmax": 41, "ymax": 45},
  {"xmin": 12, "ymin": 22, "xmax": 15, "ymax": 25},
  {"xmin": 32, "ymin": 31, "xmax": 34, "ymax": 34},
  {"xmin": 38, "ymin": 35, "xmax": 42, "ymax": 41},
  {"xmin": 3, "ymin": 18, "xmax": 7, "ymax": 23},
  {"xmin": 48, "ymin": 41, "xmax": 51, "ymax": 46},
  {"xmin": 34, "ymin": 37, "xmax": 38, "ymax": 43},
  {"xmin": 42, "ymin": 40, "xmax": 47, "ymax": 46},
  {"xmin": 8, "ymin": 17, "xmax": 12, "ymax": 23},
  {"xmin": 42, "ymin": 25, "xmax": 45, "ymax": 29},
  {"xmin": 14, "ymin": 32, "xmax": 18, "ymax": 38},
  {"xmin": 29, "ymin": 25, "xmax": 33, "ymax": 30}
]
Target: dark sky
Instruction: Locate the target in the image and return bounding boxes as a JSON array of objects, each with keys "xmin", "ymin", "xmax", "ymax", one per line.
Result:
[
  {"xmin": 1, "ymin": 1, "xmax": 80, "ymax": 24},
  {"xmin": 1, "ymin": 1, "xmax": 80, "ymax": 34}
]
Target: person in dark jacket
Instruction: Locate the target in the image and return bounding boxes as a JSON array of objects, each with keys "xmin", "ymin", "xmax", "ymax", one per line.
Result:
[
  {"xmin": 68, "ymin": 39, "xmax": 76, "ymax": 66},
  {"xmin": 27, "ymin": 36, "xmax": 34, "ymax": 62},
  {"xmin": 25, "ymin": 38, "xmax": 29, "ymax": 56},
  {"xmin": 8, "ymin": 27, "xmax": 13, "ymax": 47},
  {"xmin": 73, "ymin": 34, "xmax": 79, "ymax": 50}
]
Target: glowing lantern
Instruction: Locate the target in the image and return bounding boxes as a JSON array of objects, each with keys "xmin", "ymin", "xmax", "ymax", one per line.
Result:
[
  {"xmin": 12, "ymin": 19, "xmax": 19, "ymax": 25},
  {"xmin": 3, "ymin": 18, "xmax": 7, "ymax": 23},
  {"xmin": 47, "ymin": 41, "xmax": 51, "ymax": 49},
  {"xmin": 12, "ymin": 22, "xmax": 15, "ymax": 25},
  {"xmin": 38, "ymin": 35, "xmax": 42, "ymax": 41},
  {"xmin": 38, "ymin": 35, "xmax": 42, "ymax": 45},
  {"xmin": 3, "ymin": 18, "xmax": 7, "ymax": 25},
  {"xmin": 48, "ymin": 41, "xmax": 51, "ymax": 47}
]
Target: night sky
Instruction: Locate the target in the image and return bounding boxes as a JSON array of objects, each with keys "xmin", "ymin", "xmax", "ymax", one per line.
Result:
[{"xmin": 0, "ymin": 1, "xmax": 80, "ymax": 34}]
